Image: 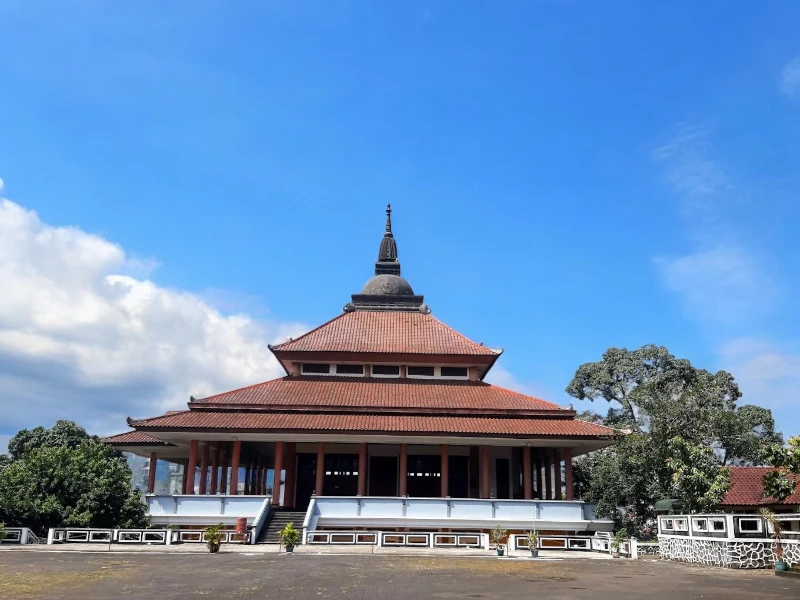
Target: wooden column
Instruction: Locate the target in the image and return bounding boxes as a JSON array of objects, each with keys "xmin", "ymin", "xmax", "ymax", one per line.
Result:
[
  {"xmin": 522, "ymin": 446, "xmax": 532, "ymax": 500},
  {"xmin": 564, "ymin": 448, "xmax": 574, "ymax": 500},
  {"xmin": 284, "ymin": 444, "xmax": 297, "ymax": 505},
  {"xmin": 210, "ymin": 445, "xmax": 220, "ymax": 494},
  {"xmin": 480, "ymin": 445, "xmax": 490, "ymax": 499},
  {"xmin": 399, "ymin": 443, "xmax": 408, "ymax": 496},
  {"xmin": 147, "ymin": 452, "xmax": 158, "ymax": 494},
  {"xmin": 544, "ymin": 449, "xmax": 553, "ymax": 500},
  {"xmin": 554, "ymin": 449, "xmax": 563, "ymax": 500},
  {"xmin": 440, "ymin": 444, "xmax": 449, "ymax": 497},
  {"xmin": 273, "ymin": 441, "xmax": 285, "ymax": 507},
  {"xmin": 230, "ymin": 440, "xmax": 241, "ymax": 495},
  {"xmin": 185, "ymin": 440, "xmax": 199, "ymax": 494},
  {"xmin": 199, "ymin": 443, "xmax": 210, "ymax": 494},
  {"xmin": 357, "ymin": 442, "xmax": 368, "ymax": 496},
  {"xmin": 315, "ymin": 442, "xmax": 325, "ymax": 495},
  {"xmin": 219, "ymin": 450, "xmax": 228, "ymax": 495}
]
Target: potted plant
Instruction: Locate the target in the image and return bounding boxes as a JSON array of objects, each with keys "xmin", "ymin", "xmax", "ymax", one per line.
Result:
[
  {"xmin": 611, "ymin": 530, "xmax": 626, "ymax": 558},
  {"xmin": 526, "ymin": 530, "xmax": 539, "ymax": 558},
  {"xmin": 280, "ymin": 522, "xmax": 301, "ymax": 553},
  {"xmin": 760, "ymin": 509, "xmax": 788, "ymax": 572},
  {"xmin": 491, "ymin": 525, "xmax": 509, "ymax": 557},
  {"xmin": 203, "ymin": 523, "xmax": 224, "ymax": 553}
]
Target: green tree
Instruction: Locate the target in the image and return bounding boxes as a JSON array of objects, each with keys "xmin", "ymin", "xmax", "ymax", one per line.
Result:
[
  {"xmin": 0, "ymin": 421, "xmax": 148, "ymax": 536},
  {"xmin": 762, "ymin": 436, "xmax": 800, "ymax": 501},
  {"xmin": 666, "ymin": 437, "xmax": 731, "ymax": 512},
  {"xmin": 568, "ymin": 345, "xmax": 780, "ymax": 530}
]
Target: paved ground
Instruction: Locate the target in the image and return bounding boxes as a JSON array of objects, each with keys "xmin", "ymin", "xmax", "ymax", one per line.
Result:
[{"xmin": 1, "ymin": 550, "xmax": 797, "ymax": 599}]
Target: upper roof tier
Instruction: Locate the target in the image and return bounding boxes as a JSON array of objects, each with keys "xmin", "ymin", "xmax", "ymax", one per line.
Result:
[
  {"xmin": 271, "ymin": 310, "xmax": 501, "ymax": 357},
  {"xmin": 190, "ymin": 376, "xmax": 564, "ymax": 416}
]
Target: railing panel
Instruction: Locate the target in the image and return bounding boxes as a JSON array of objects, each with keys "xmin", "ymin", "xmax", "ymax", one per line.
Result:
[
  {"xmin": 448, "ymin": 500, "xmax": 493, "ymax": 520},
  {"xmin": 406, "ymin": 499, "xmax": 448, "ymax": 520}
]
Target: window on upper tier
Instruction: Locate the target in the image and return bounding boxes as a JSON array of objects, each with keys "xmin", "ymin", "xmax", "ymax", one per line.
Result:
[
  {"xmin": 440, "ymin": 366, "xmax": 469, "ymax": 378},
  {"xmin": 407, "ymin": 366, "xmax": 435, "ymax": 378},
  {"xmin": 335, "ymin": 364, "xmax": 364, "ymax": 376},
  {"xmin": 301, "ymin": 363, "xmax": 331, "ymax": 375},
  {"xmin": 371, "ymin": 365, "xmax": 400, "ymax": 377}
]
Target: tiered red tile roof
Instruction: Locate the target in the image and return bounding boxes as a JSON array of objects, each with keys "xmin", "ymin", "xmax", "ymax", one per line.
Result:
[
  {"xmin": 128, "ymin": 411, "xmax": 614, "ymax": 438},
  {"xmin": 721, "ymin": 466, "xmax": 800, "ymax": 507},
  {"xmin": 271, "ymin": 311, "xmax": 501, "ymax": 356},
  {"xmin": 191, "ymin": 377, "xmax": 568, "ymax": 415}
]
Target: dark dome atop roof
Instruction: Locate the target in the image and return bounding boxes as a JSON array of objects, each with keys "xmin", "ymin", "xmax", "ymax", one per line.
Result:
[{"xmin": 361, "ymin": 274, "xmax": 414, "ymax": 296}]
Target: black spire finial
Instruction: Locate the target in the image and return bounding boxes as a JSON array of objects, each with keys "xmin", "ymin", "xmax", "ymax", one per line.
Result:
[
  {"xmin": 384, "ymin": 204, "xmax": 393, "ymax": 237},
  {"xmin": 377, "ymin": 204, "xmax": 399, "ymax": 269}
]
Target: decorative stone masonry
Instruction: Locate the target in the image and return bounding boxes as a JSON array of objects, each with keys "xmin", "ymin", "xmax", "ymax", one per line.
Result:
[{"xmin": 660, "ymin": 536, "xmax": 800, "ymax": 569}]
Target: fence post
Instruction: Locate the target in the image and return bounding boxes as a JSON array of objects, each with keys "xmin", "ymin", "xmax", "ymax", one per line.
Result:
[
  {"xmin": 47, "ymin": 529, "xmax": 55, "ymax": 545},
  {"xmin": 630, "ymin": 538, "xmax": 638, "ymax": 560}
]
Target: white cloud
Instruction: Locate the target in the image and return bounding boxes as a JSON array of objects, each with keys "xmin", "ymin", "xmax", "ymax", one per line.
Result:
[
  {"xmin": 484, "ymin": 365, "xmax": 565, "ymax": 405},
  {"xmin": 0, "ymin": 196, "xmax": 307, "ymax": 440},
  {"xmin": 652, "ymin": 123, "xmax": 727, "ymax": 201},
  {"xmin": 655, "ymin": 244, "xmax": 777, "ymax": 324},
  {"xmin": 780, "ymin": 55, "xmax": 800, "ymax": 99},
  {"xmin": 717, "ymin": 338, "xmax": 800, "ymax": 413}
]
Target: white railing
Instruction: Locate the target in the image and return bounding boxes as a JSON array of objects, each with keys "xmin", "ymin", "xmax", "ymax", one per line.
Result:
[
  {"xmin": 46, "ymin": 527, "xmax": 251, "ymax": 545},
  {"xmin": 146, "ymin": 495, "xmax": 270, "ymax": 523},
  {"xmin": 305, "ymin": 496, "xmax": 611, "ymax": 532},
  {"xmin": 1, "ymin": 527, "xmax": 40, "ymax": 545}
]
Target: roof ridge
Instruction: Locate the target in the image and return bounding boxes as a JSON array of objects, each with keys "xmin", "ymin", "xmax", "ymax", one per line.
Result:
[
  {"xmin": 270, "ymin": 312, "xmax": 350, "ymax": 351},
  {"xmin": 427, "ymin": 313, "xmax": 502, "ymax": 355}
]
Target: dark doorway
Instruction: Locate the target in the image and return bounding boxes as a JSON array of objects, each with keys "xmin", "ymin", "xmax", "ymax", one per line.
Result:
[
  {"xmin": 448, "ymin": 456, "xmax": 469, "ymax": 498},
  {"xmin": 323, "ymin": 454, "xmax": 358, "ymax": 496},
  {"xmin": 495, "ymin": 458, "xmax": 510, "ymax": 499},
  {"xmin": 407, "ymin": 455, "xmax": 441, "ymax": 497},
  {"xmin": 369, "ymin": 456, "xmax": 398, "ymax": 496},
  {"xmin": 295, "ymin": 453, "xmax": 317, "ymax": 510}
]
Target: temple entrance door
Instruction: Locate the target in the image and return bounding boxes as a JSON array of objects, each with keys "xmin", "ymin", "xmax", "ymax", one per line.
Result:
[
  {"xmin": 369, "ymin": 456, "xmax": 398, "ymax": 496},
  {"xmin": 495, "ymin": 458, "xmax": 510, "ymax": 499},
  {"xmin": 324, "ymin": 454, "xmax": 358, "ymax": 496},
  {"xmin": 448, "ymin": 456, "xmax": 469, "ymax": 498},
  {"xmin": 407, "ymin": 455, "xmax": 441, "ymax": 497},
  {"xmin": 294, "ymin": 454, "xmax": 316, "ymax": 510}
]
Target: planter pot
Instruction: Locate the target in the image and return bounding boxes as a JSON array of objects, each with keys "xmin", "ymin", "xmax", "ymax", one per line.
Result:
[
  {"xmin": 612, "ymin": 550, "xmax": 621, "ymax": 558},
  {"xmin": 496, "ymin": 546, "xmax": 505, "ymax": 557},
  {"xmin": 530, "ymin": 549, "xmax": 539, "ymax": 558},
  {"xmin": 775, "ymin": 561, "xmax": 788, "ymax": 572},
  {"xmin": 285, "ymin": 544, "xmax": 295, "ymax": 553},
  {"xmin": 209, "ymin": 545, "xmax": 220, "ymax": 554}
]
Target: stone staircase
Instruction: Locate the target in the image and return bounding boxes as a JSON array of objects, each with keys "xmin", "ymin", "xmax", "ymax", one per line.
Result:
[{"xmin": 258, "ymin": 510, "xmax": 306, "ymax": 544}]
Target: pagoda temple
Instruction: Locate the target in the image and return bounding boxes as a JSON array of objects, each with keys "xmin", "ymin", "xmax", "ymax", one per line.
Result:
[{"xmin": 106, "ymin": 206, "xmax": 615, "ymax": 542}]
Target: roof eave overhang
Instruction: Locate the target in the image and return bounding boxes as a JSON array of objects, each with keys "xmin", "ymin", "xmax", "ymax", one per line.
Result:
[
  {"xmin": 188, "ymin": 403, "xmax": 576, "ymax": 418},
  {"xmin": 270, "ymin": 350, "xmax": 500, "ymax": 374}
]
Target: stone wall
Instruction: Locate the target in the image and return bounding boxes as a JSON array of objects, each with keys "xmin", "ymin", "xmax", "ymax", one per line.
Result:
[{"xmin": 660, "ymin": 536, "xmax": 800, "ymax": 569}]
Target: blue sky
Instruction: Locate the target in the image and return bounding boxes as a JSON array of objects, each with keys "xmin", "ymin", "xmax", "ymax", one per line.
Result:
[{"xmin": 1, "ymin": 1, "xmax": 799, "ymax": 447}]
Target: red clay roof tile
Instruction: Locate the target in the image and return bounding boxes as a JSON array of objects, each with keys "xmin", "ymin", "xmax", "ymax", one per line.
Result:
[
  {"xmin": 721, "ymin": 466, "xmax": 800, "ymax": 506},
  {"xmin": 193, "ymin": 377, "xmax": 566, "ymax": 414},
  {"xmin": 129, "ymin": 411, "xmax": 615, "ymax": 438},
  {"xmin": 271, "ymin": 311, "xmax": 500, "ymax": 356},
  {"xmin": 103, "ymin": 431, "xmax": 173, "ymax": 445}
]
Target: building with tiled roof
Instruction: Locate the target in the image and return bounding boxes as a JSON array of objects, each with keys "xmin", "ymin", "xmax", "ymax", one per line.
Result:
[
  {"xmin": 106, "ymin": 206, "xmax": 616, "ymax": 538},
  {"xmin": 719, "ymin": 467, "xmax": 800, "ymax": 512}
]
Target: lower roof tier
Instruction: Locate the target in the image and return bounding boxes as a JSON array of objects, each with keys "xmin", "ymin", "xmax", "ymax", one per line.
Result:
[{"xmin": 127, "ymin": 410, "xmax": 614, "ymax": 439}]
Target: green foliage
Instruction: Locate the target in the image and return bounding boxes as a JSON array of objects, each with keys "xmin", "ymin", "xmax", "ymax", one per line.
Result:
[
  {"xmin": 0, "ymin": 421, "xmax": 149, "ymax": 536},
  {"xmin": 762, "ymin": 436, "xmax": 800, "ymax": 501},
  {"xmin": 759, "ymin": 509, "xmax": 784, "ymax": 561},
  {"xmin": 611, "ymin": 529, "xmax": 627, "ymax": 550},
  {"xmin": 525, "ymin": 529, "xmax": 539, "ymax": 549},
  {"xmin": 666, "ymin": 437, "xmax": 731, "ymax": 512},
  {"xmin": 279, "ymin": 522, "xmax": 301, "ymax": 547},
  {"xmin": 568, "ymin": 345, "xmax": 779, "ymax": 533},
  {"xmin": 491, "ymin": 524, "xmax": 508, "ymax": 546},
  {"xmin": 203, "ymin": 523, "xmax": 223, "ymax": 553}
]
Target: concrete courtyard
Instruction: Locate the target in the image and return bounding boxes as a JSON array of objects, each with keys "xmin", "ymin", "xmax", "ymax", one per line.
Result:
[{"xmin": 1, "ymin": 550, "xmax": 797, "ymax": 599}]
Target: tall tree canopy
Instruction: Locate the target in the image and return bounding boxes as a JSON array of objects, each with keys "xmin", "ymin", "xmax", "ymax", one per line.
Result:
[
  {"xmin": 0, "ymin": 421, "xmax": 148, "ymax": 536},
  {"xmin": 762, "ymin": 436, "xmax": 800, "ymax": 501},
  {"xmin": 567, "ymin": 345, "xmax": 781, "ymax": 532}
]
